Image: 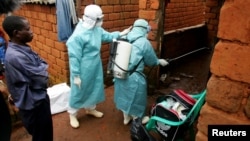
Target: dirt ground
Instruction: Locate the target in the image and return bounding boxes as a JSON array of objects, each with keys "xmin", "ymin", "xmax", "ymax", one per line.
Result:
[{"xmin": 10, "ymin": 48, "xmax": 213, "ymax": 141}]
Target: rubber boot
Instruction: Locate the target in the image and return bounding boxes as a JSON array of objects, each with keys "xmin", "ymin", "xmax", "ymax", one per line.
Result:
[
  {"xmin": 123, "ymin": 113, "xmax": 132, "ymax": 125},
  {"xmin": 86, "ymin": 109, "xmax": 103, "ymax": 118},
  {"xmin": 69, "ymin": 114, "xmax": 79, "ymax": 128}
]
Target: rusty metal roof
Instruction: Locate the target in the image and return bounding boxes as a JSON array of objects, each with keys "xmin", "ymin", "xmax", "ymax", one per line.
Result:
[{"xmin": 20, "ymin": 0, "xmax": 55, "ymax": 4}]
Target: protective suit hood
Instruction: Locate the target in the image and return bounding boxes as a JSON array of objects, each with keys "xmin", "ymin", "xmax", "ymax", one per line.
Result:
[
  {"xmin": 82, "ymin": 4, "xmax": 104, "ymax": 29},
  {"xmin": 127, "ymin": 19, "xmax": 149, "ymax": 42}
]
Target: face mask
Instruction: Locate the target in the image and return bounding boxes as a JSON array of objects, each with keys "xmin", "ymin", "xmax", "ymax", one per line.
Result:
[
  {"xmin": 146, "ymin": 25, "xmax": 151, "ymax": 33},
  {"xmin": 95, "ymin": 20, "xmax": 103, "ymax": 27}
]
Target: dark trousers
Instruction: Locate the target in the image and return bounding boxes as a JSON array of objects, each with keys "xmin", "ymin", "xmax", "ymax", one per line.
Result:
[
  {"xmin": 19, "ymin": 95, "xmax": 53, "ymax": 141},
  {"xmin": 0, "ymin": 93, "xmax": 11, "ymax": 141}
]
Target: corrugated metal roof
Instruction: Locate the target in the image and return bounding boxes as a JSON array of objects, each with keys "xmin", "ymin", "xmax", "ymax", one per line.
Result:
[{"xmin": 20, "ymin": 0, "xmax": 56, "ymax": 4}]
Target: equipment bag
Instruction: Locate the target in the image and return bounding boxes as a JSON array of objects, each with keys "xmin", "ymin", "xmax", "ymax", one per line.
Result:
[
  {"xmin": 130, "ymin": 118, "xmax": 156, "ymax": 141},
  {"xmin": 150, "ymin": 89, "xmax": 196, "ymax": 141}
]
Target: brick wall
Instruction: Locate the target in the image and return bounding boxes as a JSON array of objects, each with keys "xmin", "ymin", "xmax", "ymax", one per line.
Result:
[
  {"xmin": 164, "ymin": 0, "xmax": 205, "ymax": 31},
  {"xmin": 205, "ymin": 0, "xmax": 224, "ymax": 48},
  {"xmin": 196, "ymin": 1, "xmax": 250, "ymax": 140}
]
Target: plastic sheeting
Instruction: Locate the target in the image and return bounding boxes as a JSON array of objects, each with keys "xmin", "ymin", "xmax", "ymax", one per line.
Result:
[{"xmin": 47, "ymin": 83, "xmax": 70, "ymax": 115}]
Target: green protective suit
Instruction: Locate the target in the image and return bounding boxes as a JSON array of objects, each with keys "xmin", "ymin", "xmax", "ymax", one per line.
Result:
[
  {"xmin": 66, "ymin": 21, "xmax": 120, "ymax": 109},
  {"xmin": 114, "ymin": 19, "xmax": 160, "ymax": 117}
]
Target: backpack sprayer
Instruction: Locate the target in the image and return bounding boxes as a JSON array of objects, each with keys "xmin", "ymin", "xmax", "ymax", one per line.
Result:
[
  {"xmin": 107, "ymin": 37, "xmax": 210, "ymax": 81},
  {"xmin": 107, "ymin": 38, "xmax": 132, "ymax": 79}
]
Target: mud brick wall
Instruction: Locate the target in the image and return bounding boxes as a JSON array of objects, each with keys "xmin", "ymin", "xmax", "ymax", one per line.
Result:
[
  {"xmin": 205, "ymin": 0, "xmax": 224, "ymax": 48},
  {"xmin": 164, "ymin": 0, "xmax": 205, "ymax": 31},
  {"xmin": 196, "ymin": 1, "xmax": 250, "ymax": 140}
]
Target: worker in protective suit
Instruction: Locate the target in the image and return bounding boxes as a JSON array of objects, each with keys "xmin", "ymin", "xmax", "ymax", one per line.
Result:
[
  {"xmin": 113, "ymin": 19, "xmax": 169, "ymax": 125},
  {"xmin": 66, "ymin": 4, "xmax": 131, "ymax": 128}
]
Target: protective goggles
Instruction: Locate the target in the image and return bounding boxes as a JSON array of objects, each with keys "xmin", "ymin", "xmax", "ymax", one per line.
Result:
[
  {"xmin": 85, "ymin": 15, "xmax": 104, "ymax": 21},
  {"xmin": 96, "ymin": 15, "xmax": 104, "ymax": 21},
  {"xmin": 134, "ymin": 25, "xmax": 151, "ymax": 32}
]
